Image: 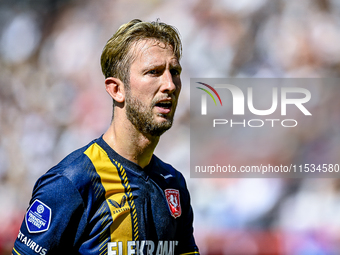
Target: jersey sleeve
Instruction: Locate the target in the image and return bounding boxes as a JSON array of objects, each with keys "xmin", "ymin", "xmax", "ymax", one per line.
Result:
[{"xmin": 12, "ymin": 174, "xmax": 86, "ymax": 255}]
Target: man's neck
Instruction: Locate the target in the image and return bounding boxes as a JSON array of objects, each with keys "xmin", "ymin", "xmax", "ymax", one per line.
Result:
[{"xmin": 103, "ymin": 117, "xmax": 160, "ymax": 169}]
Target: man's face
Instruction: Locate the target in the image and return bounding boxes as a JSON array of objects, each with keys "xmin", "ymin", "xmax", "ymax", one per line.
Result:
[{"xmin": 125, "ymin": 39, "xmax": 182, "ymax": 137}]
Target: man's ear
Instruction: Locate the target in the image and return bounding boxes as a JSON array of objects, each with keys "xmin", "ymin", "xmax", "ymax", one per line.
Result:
[{"xmin": 105, "ymin": 77, "xmax": 125, "ymax": 103}]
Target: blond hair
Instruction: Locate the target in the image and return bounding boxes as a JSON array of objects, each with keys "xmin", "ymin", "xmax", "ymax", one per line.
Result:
[{"xmin": 101, "ymin": 19, "xmax": 182, "ymax": 84}]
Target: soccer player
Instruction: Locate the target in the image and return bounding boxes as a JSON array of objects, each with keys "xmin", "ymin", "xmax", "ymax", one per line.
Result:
[{"xmin": 12, "ymin": 19, "xmax": 199, "ymax": 255}]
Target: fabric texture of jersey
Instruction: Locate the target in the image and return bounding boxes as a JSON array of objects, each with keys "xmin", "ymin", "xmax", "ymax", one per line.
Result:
[{"xmin": 13, "ymin": 136, "xmax": 199, "ymax": 255}]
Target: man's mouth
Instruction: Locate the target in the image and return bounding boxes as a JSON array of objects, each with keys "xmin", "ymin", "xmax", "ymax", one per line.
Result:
[
  {"xmin": 155, "ymin": 100, "xmax": 173, "ymax": 114},
  {"xmin": 156, "ymin": 101, "xmax": 172, "ymax": 108}
]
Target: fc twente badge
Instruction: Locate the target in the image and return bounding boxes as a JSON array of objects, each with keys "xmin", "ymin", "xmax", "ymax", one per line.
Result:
[{"xmin": 165, "ymin": 189, "xmax": 181, "ymax": 218}]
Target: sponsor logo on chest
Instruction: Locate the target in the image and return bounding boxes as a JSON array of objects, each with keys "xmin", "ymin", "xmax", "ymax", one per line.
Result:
[{"xmin": 108, "ymin": 240, "xmax": 178, "ymax": 255}]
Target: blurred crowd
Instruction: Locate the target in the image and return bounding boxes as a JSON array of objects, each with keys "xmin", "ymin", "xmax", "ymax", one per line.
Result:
[{"xmin": 1, "ymin": 0, "xmax": 340, "ymax": 254}]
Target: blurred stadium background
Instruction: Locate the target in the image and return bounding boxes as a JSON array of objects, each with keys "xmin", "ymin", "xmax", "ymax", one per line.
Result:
[{"xmin": 1, "ymin": 0, "xmax": 340, "ymax": 254}]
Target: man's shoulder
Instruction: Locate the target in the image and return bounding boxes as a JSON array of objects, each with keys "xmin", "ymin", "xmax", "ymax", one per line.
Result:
[
  {"xmin": 152, "ymin": 155, "xmax": 178, "ymax": 172},
  {"xmin": 151, "ymin": 155, "xmax": 187, "ymax": 183},
  {"xmin": 49, "ymin": 139, "xmax": 98, "ymax": 173},
  {"xmin": 35, "ymin": 138, "xmax": 102, "ymax": 193}
]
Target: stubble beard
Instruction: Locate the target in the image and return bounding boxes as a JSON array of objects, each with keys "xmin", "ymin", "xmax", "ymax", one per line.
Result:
[{"xmin": 125, "ymin": 89, "xmax": 175, "ymax": 137}]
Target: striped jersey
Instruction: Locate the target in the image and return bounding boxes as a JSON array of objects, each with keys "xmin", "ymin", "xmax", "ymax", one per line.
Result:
[{"xmin": 13, "ymin": 136, "xmax": 199, "ymax": 255}]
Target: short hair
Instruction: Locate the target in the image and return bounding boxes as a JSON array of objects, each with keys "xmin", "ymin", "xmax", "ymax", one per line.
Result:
[{"xmin": 101, "ymin": 19, "xmax": 182, "ymax": 84}]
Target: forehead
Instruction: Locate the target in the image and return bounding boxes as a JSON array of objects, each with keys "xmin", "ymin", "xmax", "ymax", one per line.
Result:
[{"xmin": 128, "ymin": 39, "xmax": 178, "ymax": 65}]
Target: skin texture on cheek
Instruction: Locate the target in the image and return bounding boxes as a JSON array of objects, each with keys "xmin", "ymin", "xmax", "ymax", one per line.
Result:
[{"xmin": 125, "ymin": 89, "xmax": 174, "ymax": 137}]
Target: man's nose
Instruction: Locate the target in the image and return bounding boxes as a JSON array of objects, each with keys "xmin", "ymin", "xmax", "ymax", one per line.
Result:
[{"xmin": 161, "ymin": 70, "xmax": 177, "ymax": 94}]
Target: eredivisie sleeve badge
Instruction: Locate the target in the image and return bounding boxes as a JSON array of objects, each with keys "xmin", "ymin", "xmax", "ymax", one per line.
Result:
[
  {"xmin": 164, "ymin": 189, "xmax": 181, "ymax": 218},
  {"xmin": 25, "ymin": 199, "xmax": 52, "ymax": 233}
]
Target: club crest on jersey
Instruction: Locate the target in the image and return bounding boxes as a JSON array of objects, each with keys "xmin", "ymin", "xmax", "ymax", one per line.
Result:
[
  {"xmin": 25, "ymin": 199, "xmax": 51, "ymax": 233},
  {"xmin": 165, "ymin": 189, "xmax": 181, "ymax": 218}
]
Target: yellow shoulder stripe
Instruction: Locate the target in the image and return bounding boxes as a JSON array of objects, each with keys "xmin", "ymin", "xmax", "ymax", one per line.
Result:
[{"xmin": 84, "ymin": 143, "xmax": 133, "ymax": 244}]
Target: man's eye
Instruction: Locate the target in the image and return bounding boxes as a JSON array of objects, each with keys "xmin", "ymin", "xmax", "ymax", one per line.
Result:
[
  {"xmin": 170, "ymin": 69, "xmax": 180, "ymax": 76},
  {"xmin": 148, "ymin": 70, "xmax": 158, "ymax": 75}
]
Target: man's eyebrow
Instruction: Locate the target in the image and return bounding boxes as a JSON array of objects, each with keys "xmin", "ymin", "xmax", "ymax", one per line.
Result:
[
  {"xmin": 171, "ymin": 61, "xmax": 182, "ymax": 70},
  {"xmin": 141, "ymin": 63, "xmax": 164, "ymax": 73}
]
